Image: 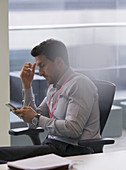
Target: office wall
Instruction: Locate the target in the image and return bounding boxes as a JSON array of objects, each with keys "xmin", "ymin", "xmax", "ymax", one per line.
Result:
[{"xmin": 0, "ymin": 0, "xmax": 10, "ymax": 146}]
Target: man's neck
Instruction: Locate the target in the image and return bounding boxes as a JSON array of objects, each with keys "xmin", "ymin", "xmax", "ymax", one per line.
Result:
[{"xmin": 54, "ymin": 65, "xmax": 69, "ymax": 87}]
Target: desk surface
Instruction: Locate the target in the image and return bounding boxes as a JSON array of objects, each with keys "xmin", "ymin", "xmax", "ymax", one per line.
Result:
[
  {"xmin": 68, "ymin": 150, "xmax": 126, "ymax": 170},
  {"xmin": 1, "ymin": 150, "xmax": 126, "ymax": 170}
]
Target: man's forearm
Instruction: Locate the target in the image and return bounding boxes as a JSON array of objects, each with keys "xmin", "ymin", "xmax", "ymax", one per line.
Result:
[{"xmin": 22, "ymin": 82, "xmax": 32, "ymax": 90}]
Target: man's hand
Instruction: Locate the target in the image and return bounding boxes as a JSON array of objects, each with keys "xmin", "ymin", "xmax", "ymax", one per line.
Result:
[
  {"xmin": 13, "ymin": 106, "xmax": 37, "ymax": 124},
  {"xmin": 20, "ymin": 63, "xmax": 36, "ymax": 89}
]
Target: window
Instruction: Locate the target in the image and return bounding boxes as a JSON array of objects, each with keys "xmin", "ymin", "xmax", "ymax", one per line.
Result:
[{"xmin": 9, "ymin": 0, "xmax": 126, "ymax": 147}]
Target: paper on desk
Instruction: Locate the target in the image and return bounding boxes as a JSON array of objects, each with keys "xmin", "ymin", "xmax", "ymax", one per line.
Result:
[{"xmin": 7, "ymin": 154, "xmax": 71, "ymax": 170}]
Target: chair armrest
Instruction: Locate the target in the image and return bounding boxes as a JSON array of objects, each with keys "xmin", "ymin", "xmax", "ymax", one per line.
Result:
[
  {"xmin": 9, "ymin": 127, "xmax": 45, "ymax": 145},
  {"xmin": 78, "ymin": 138, "xmax": 115, "ymax": 153},
  {"xmin": 78, "ymin": 138, "xmax": 115, "ymax": 147},
  {"xmin": 9, "ymin": 127, "xmax": 44, "ymax": 136}
]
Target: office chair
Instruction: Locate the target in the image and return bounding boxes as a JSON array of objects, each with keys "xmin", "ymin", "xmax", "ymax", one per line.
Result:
[
  {"xmin": 9, "ymin": 80, "xmax": 116, "ymax": 153},
  {"xmin": 78, "ymin": 80, "xmax": 115, "ymax": 153}
]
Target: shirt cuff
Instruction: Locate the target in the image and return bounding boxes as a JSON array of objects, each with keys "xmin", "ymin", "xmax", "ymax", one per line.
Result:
[{"xmin": 38, "ymin": 115, "xmax": 53, "ymax": 128}]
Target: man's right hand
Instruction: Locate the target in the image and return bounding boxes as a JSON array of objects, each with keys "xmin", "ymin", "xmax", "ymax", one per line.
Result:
[{"xmin": 20, "ymin": 63, "xmax": 36, "ymax": 89}]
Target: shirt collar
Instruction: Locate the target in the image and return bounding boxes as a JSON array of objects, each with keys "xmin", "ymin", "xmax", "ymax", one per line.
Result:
[{"xmin": 55, "ymin": 67, "xmax": 74, "ymax": 90}]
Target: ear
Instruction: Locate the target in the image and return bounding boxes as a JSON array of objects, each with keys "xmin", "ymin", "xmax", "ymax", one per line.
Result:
[{"xmin": 55, "ymin": 57, "xmax": 64, "ymax": 67}]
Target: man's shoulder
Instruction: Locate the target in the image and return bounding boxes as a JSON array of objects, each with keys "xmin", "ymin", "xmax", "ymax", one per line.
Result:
[
  {"xmin": 72, "ymin": 72, "xmax": 92, "ymax": 83},
  {"xmin": 70, "ymin": 72, "xmax": 97, "ymax": 91}
]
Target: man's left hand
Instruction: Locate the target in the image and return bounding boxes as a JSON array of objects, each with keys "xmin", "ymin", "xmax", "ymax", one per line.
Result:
[{"xmin": 13, "ymin": 106, "xmax": 37, "ymax": 123}]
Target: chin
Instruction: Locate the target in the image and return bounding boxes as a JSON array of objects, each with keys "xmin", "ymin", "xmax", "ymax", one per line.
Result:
[
  {"xmin": 48, "ymin": 80, "xmax": 55, "ymax": 85},
  {"xmin": 46, "ymin": 77, "xmax": 56, "ymax": 85},
  {"xmin": 47, "ymin": 80, "xmax": 51, "ymax": 84}
]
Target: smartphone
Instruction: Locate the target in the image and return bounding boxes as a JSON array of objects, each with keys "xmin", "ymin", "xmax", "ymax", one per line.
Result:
[{"xmin": 5, "ymin": 103, "xmax": 17, "ymax": 110}]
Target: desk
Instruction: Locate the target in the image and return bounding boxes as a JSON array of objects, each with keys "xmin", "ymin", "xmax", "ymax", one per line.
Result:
[
  {"xmin": 68, "ymin": 150, "xmax": 126, "ymax": 170},
  {"xmin": 0, "ymin": 150, "xmax": 126, "ymax": 170}
]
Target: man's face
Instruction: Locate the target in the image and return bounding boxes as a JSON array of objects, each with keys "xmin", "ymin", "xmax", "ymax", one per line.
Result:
[{"xmin": 35, "ymin": 54, "xmax": 59, "ymax": 85}]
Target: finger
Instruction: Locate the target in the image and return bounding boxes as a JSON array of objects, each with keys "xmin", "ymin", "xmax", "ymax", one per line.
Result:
[
  {"xmin": 22, "ymin": 106, "xmax": 30, "ymax": 109},
  {"xmin": 32, "ymin": 63, "xmax": 36, "ymax": 75},
  {"xmin": 13, "ymin": 109, "xmax": 25, "ymax": 121},
  {"xmin": 17, "ymin": 114, "xmax": 23, "ymax": 119},
  {"xmin": 22, "ymin": 63, "xmax": 32, "ymax": 72},
  {"xmin": 23, "ymin": 67, "xmax": 32, "ymax": 72},
  {"xmin": 21, "ymin": 70, "xmax": 30, "ymax": 76},
  {"xmin": 21, "ymin": 63, "xmax": 32, "ymax": 74},
  {"xmin": 13, "ymin": 109, "xmax": 23, "ymax": 115},
  {"xmin": 24, "ymin": 63, "xmax": 32, "ymax": 68}
]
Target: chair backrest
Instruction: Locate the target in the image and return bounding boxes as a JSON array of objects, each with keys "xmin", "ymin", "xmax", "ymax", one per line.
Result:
[{"xmin": 92, "ymin": 80, "xmax": 116, "ymax": 135}]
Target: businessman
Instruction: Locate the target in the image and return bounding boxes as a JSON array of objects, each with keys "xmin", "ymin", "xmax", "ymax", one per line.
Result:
[{"xmin": 0, "ymin": 39, "xmax": 100, "ymax": 163}]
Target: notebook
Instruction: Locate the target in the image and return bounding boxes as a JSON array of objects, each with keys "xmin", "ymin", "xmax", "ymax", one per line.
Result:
[{"xmin": 7, "ymin": 154, "xmax": 71, "ymax": 170}]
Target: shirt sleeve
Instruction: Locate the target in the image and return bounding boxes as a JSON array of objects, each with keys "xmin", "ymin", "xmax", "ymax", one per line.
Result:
[{"xmin": 23, "ymin": 87, "xmax": 49, "ymax": 117}]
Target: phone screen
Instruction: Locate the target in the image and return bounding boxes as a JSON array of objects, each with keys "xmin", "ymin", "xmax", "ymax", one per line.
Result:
[{"xmin": 5, "ymin": 103, "xmax": 17, "ymax": 110}]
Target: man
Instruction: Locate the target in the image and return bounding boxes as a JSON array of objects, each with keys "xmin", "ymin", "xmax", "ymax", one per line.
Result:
[{"xmin": 0, "ymin": 39, "xmax": 100, "ymax": 162}]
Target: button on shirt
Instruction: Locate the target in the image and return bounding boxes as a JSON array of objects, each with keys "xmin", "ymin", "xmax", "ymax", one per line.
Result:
[{"xmin": 23, "ymin": 67, "xmax": 100, "ymax": 145}]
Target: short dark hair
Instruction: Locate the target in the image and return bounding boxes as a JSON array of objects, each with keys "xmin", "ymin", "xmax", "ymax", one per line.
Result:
[{"xmin": 31, "ymin": 39, "xmax": 69, "ymax": 66}]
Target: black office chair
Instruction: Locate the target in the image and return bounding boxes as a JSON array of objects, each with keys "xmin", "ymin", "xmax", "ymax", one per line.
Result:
[
  {"xmin": 9, "ymin": 80, "xmax": 116, "ymax": 153},
  {"xmin": 78, "ymin": 80, "xmax": 116, "ymax": 153}
]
